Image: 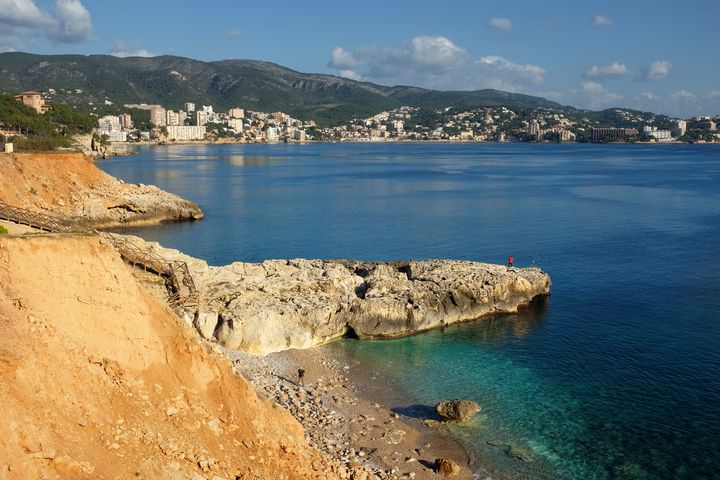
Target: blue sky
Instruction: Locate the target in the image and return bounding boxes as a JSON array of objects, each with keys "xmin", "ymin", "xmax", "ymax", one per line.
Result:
[{"xmin": 1, "ymin": 0, "xmax": 719, "ymax": 117}]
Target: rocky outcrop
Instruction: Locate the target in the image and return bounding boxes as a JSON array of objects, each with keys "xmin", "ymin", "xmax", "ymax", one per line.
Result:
[
  {"xmin": 204, "ymin": 260, "xmax": 550, "ymax": 354},
  {"xmin": 114, "ymin": 235, "xmax": 551, "ymax": 355},
  {"xmin": 435, "ymin": 400, "xmax": 481, "ymax": 422},
  {"xmin": 0, "ymin": 152, "xmax": 203, "ymax": 228}
]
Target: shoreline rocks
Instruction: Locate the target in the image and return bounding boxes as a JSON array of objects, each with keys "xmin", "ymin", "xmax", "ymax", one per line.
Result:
[
  {"xmin": 435, "ymin": 400, "xmax": 481, "ymax": 423},
  {"xmin": 118, "ymin": 234, "xmax": 552, "ymax": 355},
  {"xmin": 201, "ymin": 259, "xmax": 550, "ymax": 354}
]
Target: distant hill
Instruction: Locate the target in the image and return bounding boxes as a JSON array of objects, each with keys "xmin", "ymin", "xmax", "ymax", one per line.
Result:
[{"xmin": 0, "ymin": 52, "xmax": 565, "ymax": 125}]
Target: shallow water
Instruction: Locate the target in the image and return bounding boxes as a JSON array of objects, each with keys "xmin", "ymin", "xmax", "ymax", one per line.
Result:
[{"xmin": 102, "ymin": 142, "xmax": 720, "ymax": 479}]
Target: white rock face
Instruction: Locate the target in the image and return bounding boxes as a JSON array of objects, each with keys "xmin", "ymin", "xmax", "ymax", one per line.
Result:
[{"xmin": 119, "ymin": 235, "xmax": 551, "ymax": 355}]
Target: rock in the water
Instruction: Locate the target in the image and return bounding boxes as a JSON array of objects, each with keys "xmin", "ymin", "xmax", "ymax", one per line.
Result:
[
  {"xmin": 434, "ymin": 458, "xmax": 460, "ymax": 476},
  {"xmin": 435, "ymin": 400, "xmax": 481, "ymax": 422},
  {"xmin": 508, "ymin": 446, "xmax": 533, "ymax": 462}
]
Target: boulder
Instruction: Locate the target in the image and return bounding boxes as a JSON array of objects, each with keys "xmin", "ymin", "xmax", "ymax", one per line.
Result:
[
  {"xmin": 435, "ymin": 400, "xmax": 481, "ymax": 422},
  {"xmin": 434, "ymin": 458, "xmax": 460, "ymax": 476}
]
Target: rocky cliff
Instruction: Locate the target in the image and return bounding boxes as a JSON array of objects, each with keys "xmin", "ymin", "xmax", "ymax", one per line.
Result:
[
  {"xmin": 0, "ymin": 235, "xmax": 346, "ymax": 479},
  {"xmin": 118, "ymin": 235, "xmax": 552, "ymax": 355},
  {"xmin": 0, "ymin": 153, "xmax": 203, "ymax": 228}
]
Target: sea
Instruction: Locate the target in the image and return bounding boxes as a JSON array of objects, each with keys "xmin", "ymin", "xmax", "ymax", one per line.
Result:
[{"xmin": 101, "ymin": 142, "xmax": 720, "ymax": 480}]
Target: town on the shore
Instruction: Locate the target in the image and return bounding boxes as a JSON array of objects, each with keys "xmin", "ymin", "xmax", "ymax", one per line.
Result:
[{"xmin": 11, "ymin": 90, "xmax": 720, "ymax": 146}]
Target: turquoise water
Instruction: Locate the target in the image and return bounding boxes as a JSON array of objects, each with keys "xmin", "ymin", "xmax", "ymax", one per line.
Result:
[{"xmin": 101, "ymin": 143, "xmax": 720, "ymax": 479}]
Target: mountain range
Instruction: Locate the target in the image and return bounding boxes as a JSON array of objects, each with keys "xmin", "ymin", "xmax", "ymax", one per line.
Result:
[{"xmin": 0, "ymin": 52, "xmax": 565, "ymax": 124}]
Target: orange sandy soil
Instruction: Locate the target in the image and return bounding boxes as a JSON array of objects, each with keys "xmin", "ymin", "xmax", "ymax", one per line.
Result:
[
  {"xmin": 0, "ymin": 153, "xmax": 109, "ymax": 211},
  {"xmin": 0, "ymin": 235, "xmax": 341, "ymax": 479}
]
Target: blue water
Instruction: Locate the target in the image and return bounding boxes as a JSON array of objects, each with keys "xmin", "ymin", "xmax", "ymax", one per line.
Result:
[{"xmin": 101, "ymin": 143, "xmax": 720, "ymax": 479}]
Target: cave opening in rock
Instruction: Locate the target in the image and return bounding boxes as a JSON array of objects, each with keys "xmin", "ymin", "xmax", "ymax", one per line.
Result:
[{"xmin": 343, "ymin": 325, "xmax": 360, "ymax": 339}]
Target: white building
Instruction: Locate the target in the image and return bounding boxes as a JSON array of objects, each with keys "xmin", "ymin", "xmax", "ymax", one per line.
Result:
[
  {"xmin": 150, "ymin": 107, "xmax": 167, "ymax": 127},
  {"xmin": 98, "ymin": 115, "xmax": 122, "ymax": 132},
  {"xmin": 228, "ymin": 118, "xmax": 243, "ymax": 132},
  {"xmin": 184, "ymin": 102, "xmax": 195, "ymax": 112},
  {"xmin": 673, "ymin": 120, "xmax": 687, "ymax": 137},
  {"xmin": 649, "ymin": 129, "xmax": 673, "ymax": 141},
  {"xmin": 106, "ymin": 131, "xmax": 128, "ymax": 142},
  {"xmin": 229, "ymin": 108, "xmax": 244, "ymax": 119},
  {"xmin": 293, "ymin": 129, "xmax": 306, "ymax": 142},
  {"xmin": 166, "ymin": 125, "xmax": 206, "ymax": 141},
  {"xmin": 195, "ymin": 111, "xmax": 208, "ymax": 127},
  {"xmin": 265, "ymin": 126, "xmax": 279, "ymax": 142},
  {"xmin": 166, "ymin": 110, "xmax": 180, "ymax": 126}
]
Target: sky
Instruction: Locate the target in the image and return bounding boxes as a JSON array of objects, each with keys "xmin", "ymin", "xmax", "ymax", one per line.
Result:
[{"xmin": 1, "ymin": 0, "xmax": 719, "ymax": 118}]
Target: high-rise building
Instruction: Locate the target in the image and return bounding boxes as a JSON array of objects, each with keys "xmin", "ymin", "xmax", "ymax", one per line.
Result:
[
  {"xmin": 673, "ymin": 120, "xmax": 687, "ymax": 137},
  {"xmin": 229, "ymin": 108, "xmax": 244, "ymax": 119},
  {"xmin": 150, "ymin": 107, "xmax": 167, "ymax": 127},
  {"xmin": 119, "ymin": 114, "xmax": 133, "ymax": 129},
  {"xmin": 166, "ymin": 110, "xmax": 180, "ymax": 126},
  {"xmin": 184, "ymin": 102, "xmax": 195, "ymax": 113},
  {"xmin": 195, "ymin": 111, "xmax": 208, "ymax": 127}
]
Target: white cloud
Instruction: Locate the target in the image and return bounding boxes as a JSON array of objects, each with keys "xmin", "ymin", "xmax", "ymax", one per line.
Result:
[
  {"xmin": 328, "ymin": 36, "xmax": 468, "ymax": 83},
  {"xmin": 0, "ymin": 0, "xmax": 92, "ymax": 46},
  {"xmin": 473, "ymin": 55, "xmax": 546, "ymax": 91},
  {"xmin": 328, "ymin": 37, "xmax": 549, "ymax": 92},
  {"xmin": 46, "ymin": 0, "xmax": 92, "ymax": 43},
  {"xmin": 409, "ymin": 36, "xmax": 467, "ymax": 69},
  {"xmin": 671, "ymin": 90, "xmax": 696, "ymax": 102},
  {"xmin": 227, "ymin": 28, "xmax": 242, "ymax": 39},
  {"xmin": 626, "ymin": 89, "xmax": 720, "ymax": 118},
  {"xmin": 338, "ymin": 69, "xmax": 361, "ymax": 81},
  {"xmin": 635, "ymin": 61, "xmax": 672, "ymax": 81},
  {"xmin": 546, "ymin": 81, "xmax": 622, "ymax": 110},
  {"xmin": 592, "ymin": 14, "xmax": 614, "ymax": 27},
  {"xmin": 489, "ymin": 18, "xmax": 512, "ymax": 31},
  {"xmin": 329, "ymin": 47, "xmax": 359, "ymax": 69},
  {"xmin": 0, "ymin": 0, "xmax": 47, "ymax": 28},
  {"xmin": 583, "ymin": 62, "xmax": 628, "ymax": 79},
  {"xmin": 110, "ymin": 41, "xmax": 154, "ymax": 58}
]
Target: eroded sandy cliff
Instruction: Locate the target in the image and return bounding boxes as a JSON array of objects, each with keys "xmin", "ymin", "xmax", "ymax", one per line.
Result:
[
  {"xmin": 0, "ymin": 153, "xmax": 203, "ymax": 227},
  {"xmin": 0, "ymin": 235, "xmax": 340, "ymax": 479}
]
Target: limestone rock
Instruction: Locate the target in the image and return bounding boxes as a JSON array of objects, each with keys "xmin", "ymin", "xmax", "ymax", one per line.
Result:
[
  {"xmin": 119, "ymin": 235, "xmax": 551, "ymax": 356},
  {"xmin": 434, "ymin": 458, "xmax": 460, "ymax": 476},
  {"xmin": 201, "ymin": 259, "xmax": 550, "ymax": 355},
  {"xmin": 435, "ymin": 400, "xmax": 481, "ymax": 422}
]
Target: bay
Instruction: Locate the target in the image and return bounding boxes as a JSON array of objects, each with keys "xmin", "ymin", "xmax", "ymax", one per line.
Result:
[{"xmin": 101, "ymin": 142, "xmax": 720, "ymax": 479}]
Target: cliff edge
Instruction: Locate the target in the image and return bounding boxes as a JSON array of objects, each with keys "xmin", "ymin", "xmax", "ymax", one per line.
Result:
[
  {"xmin": 0, "ymin": 236, "xmax": 341, "ymax": 479},
  {"xmin": 0, "ymin": 153, "xmax": 203, "ymax": 228}
]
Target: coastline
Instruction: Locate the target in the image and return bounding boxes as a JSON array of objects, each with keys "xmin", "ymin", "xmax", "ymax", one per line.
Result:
[{"xmin": 226, "ymin": 344, "xmax": 481, "ymax": 480}]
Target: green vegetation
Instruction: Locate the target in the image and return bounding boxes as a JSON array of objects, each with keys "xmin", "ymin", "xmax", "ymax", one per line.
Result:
[
  {"xmin": 0, "ymin": 52, "xmax": 562, "ymax": 127},
  {"xmin": 0, "ymin": 225, "xmax": 8, "ymax": 235},
  {"xmin": 0, "ymin": 93, "xmax": 97, "ymax": 151}
]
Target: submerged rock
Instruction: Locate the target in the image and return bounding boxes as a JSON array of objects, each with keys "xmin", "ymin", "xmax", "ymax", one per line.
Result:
[
  {"xmin": 435, "ymin": 400, "xmax": 481, "ymax": 422},
  {"xmin": 508, "ymin": 446, "xmax": 533, "ymax": 462}
]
